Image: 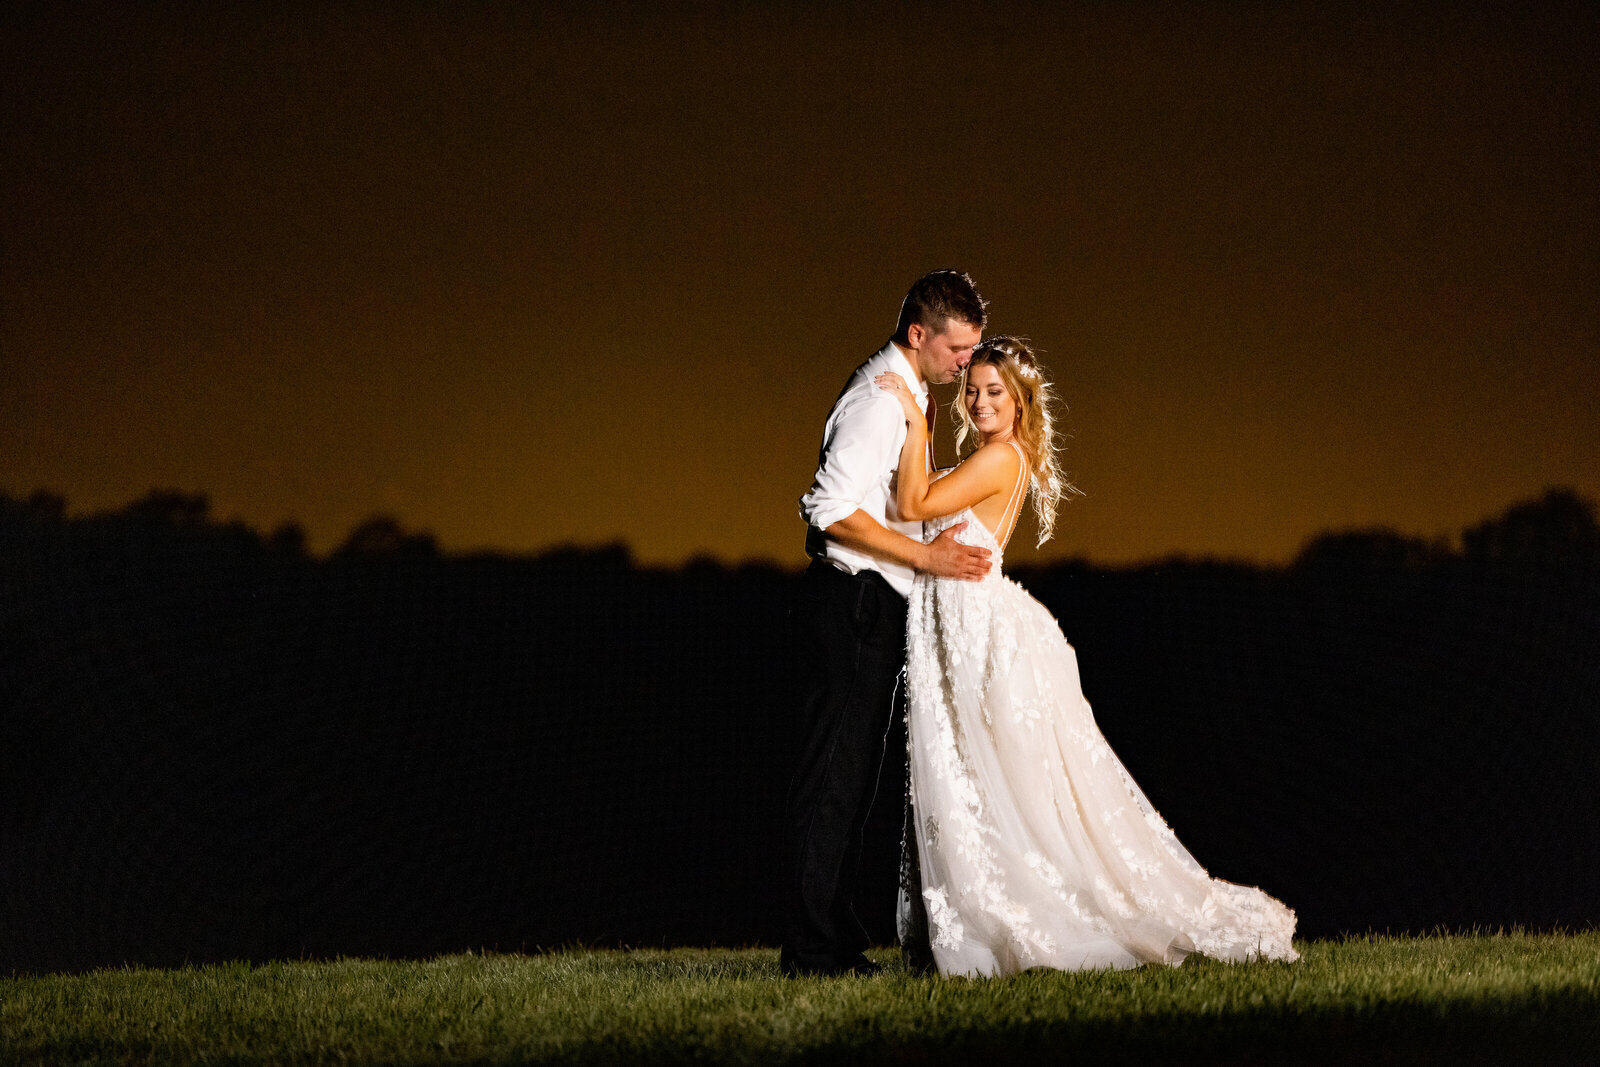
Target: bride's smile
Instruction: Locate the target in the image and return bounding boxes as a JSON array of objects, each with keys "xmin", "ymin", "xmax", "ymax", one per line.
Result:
[{"xmin": 964, "ymin": 364, "xmax": 1016, "ymax": 442}]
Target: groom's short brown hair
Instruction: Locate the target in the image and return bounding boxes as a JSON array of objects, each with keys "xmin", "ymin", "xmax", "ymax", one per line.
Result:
[{"xmin": 893, "ymin": 269, "xmax": 988, "ymax": 343}]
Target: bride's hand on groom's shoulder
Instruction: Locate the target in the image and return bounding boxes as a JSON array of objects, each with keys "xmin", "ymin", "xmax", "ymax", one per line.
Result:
[
  {"xmin": 920, "ymin": 522, "xmax": 991, "ymax": 581},
  {"xmin": 874, "ymin": 372, "xmax": 922, "ymax": 426}
]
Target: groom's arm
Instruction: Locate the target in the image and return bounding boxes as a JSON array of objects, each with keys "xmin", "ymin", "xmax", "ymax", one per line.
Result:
[
  {"xmin": 800, "ymin": 390, "xmax": 902, "ymax": 532},
  {"xmin": 824, "ymin": 509, "xmax": 990, "ymax": 580}
]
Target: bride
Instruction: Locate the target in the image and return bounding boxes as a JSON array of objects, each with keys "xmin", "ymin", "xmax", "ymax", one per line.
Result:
[{"xmin": 875, "ymin": 337, "xmax": 1299, "ymax": 977}]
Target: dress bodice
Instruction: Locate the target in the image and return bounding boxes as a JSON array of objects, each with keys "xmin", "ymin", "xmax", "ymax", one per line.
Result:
[
  {"xmin": 924, "ymin": 508, "xmax": 1005, "ymax": 576},
  {"xmin": 921, "ymin": 440, "xmax": 1026, "ymax": 577}
]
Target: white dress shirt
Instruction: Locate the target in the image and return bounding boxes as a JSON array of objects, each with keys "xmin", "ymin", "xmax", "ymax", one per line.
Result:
[{"xmin": 799, "ymin": 342, "xmax": 931, "ymax": 597}]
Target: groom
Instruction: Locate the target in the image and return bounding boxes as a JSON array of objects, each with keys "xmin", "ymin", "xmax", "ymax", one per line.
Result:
[{"xmin": 781, "ymin": 270, "xmax": 992, "ymax": 977}]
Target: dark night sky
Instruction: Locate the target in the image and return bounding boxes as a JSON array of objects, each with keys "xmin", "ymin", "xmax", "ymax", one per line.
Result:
[{"xmin": 4, "ymin": 2, "xmax": 1596, "ymax": 566}]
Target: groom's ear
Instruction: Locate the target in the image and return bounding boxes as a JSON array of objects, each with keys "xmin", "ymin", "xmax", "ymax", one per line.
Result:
[{"xmin": 905, "ymin": 322, "xmax": 925, "ymax": 351}]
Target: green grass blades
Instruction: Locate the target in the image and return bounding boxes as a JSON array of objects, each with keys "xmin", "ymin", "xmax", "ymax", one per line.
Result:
[{"xmin": 3, "ymin": 931, "xmax": 1598, "ymax": 1065}]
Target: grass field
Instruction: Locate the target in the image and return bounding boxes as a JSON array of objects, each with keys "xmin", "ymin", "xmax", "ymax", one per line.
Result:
[{"xmin": 3, "ymin": 931, "xmax": 1598, "ymax": 1065}]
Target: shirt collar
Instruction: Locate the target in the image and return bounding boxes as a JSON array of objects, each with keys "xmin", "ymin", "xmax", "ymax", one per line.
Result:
[{"xmin": 883, "ymin": 341, "xmax": 930, "ymax": 404}]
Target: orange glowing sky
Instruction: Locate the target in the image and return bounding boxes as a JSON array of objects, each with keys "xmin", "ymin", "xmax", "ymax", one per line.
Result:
[{"xmin": 4, "ymin": 3, "xmax": 1596, "ymax": 566}]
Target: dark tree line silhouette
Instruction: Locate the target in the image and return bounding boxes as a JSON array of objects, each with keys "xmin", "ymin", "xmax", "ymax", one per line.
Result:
[{"xmin": 1, "ymin": 487, "xmax": 1596, "ymax": 974}]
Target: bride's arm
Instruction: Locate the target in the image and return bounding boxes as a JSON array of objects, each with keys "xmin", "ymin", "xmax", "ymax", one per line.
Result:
[
  {"xmin": 898, "ymin": 442, "xmax": 1017, "ymax": 521},
  {"xmin": 876, "ymin": 373, "xmax": 1018, "ymax": 521}
]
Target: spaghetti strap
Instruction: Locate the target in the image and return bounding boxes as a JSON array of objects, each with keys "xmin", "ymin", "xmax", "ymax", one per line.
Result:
[{"xmin": 994, "ymin": 440, "xmax": 1029, "ymax": 551}]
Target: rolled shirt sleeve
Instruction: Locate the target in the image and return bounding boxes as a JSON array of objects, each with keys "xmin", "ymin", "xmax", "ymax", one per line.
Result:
[
  {"xmin": 799, "ymin": 342, "xmax": 928, "ymax": 596},
  {"xmin": 799, "ymin": 389, "xmax": 904, "ymax": 531}
]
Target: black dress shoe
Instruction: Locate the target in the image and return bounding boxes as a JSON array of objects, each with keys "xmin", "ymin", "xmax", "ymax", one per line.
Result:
[{"xmin": 901, "ymin": 938, "xmax": 936, "ymax": 976}]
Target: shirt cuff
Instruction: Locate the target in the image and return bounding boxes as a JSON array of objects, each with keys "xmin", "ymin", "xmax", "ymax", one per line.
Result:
[{"xmin": 802, "ymin": 498, "xmax": 858, "ymax": 532}]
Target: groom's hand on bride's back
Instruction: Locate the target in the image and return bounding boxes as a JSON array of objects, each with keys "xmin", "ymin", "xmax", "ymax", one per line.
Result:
[{"xmin": 920, "ymin": 522, "xmax": 991, "ymax": 580}]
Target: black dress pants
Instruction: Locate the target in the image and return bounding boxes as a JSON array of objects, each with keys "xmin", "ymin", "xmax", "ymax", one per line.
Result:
[{"xmin": 780, "ymin": 557, "xmax": 908, "ymax": 974}]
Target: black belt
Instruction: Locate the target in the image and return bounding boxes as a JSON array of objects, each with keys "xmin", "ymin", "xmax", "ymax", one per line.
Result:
[{"xmin": 805, "ymin": 556, "xmax": 899, "ymax": 596}]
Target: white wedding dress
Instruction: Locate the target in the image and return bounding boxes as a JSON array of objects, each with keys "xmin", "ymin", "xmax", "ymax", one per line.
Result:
[{"xmin": 898, "ymin": 444, "xmax": 1299, "ymax": 976}]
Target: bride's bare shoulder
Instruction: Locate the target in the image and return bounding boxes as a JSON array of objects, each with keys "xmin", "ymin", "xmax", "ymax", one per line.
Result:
[{"xmin": 965, "ymin": 440, "xmax": 1024, "ymax": 475}]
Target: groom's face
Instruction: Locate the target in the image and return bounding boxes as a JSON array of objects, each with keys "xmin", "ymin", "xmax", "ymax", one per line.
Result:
[{"xmin": 909, "ymin": 318, "xmax": 983, "ymax": 386}]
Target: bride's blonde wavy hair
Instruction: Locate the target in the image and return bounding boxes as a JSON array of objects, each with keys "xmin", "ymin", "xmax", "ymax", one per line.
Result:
[{"xmin": 952, "ymin": 335, "xmax": 1079, "ymax": 545}]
